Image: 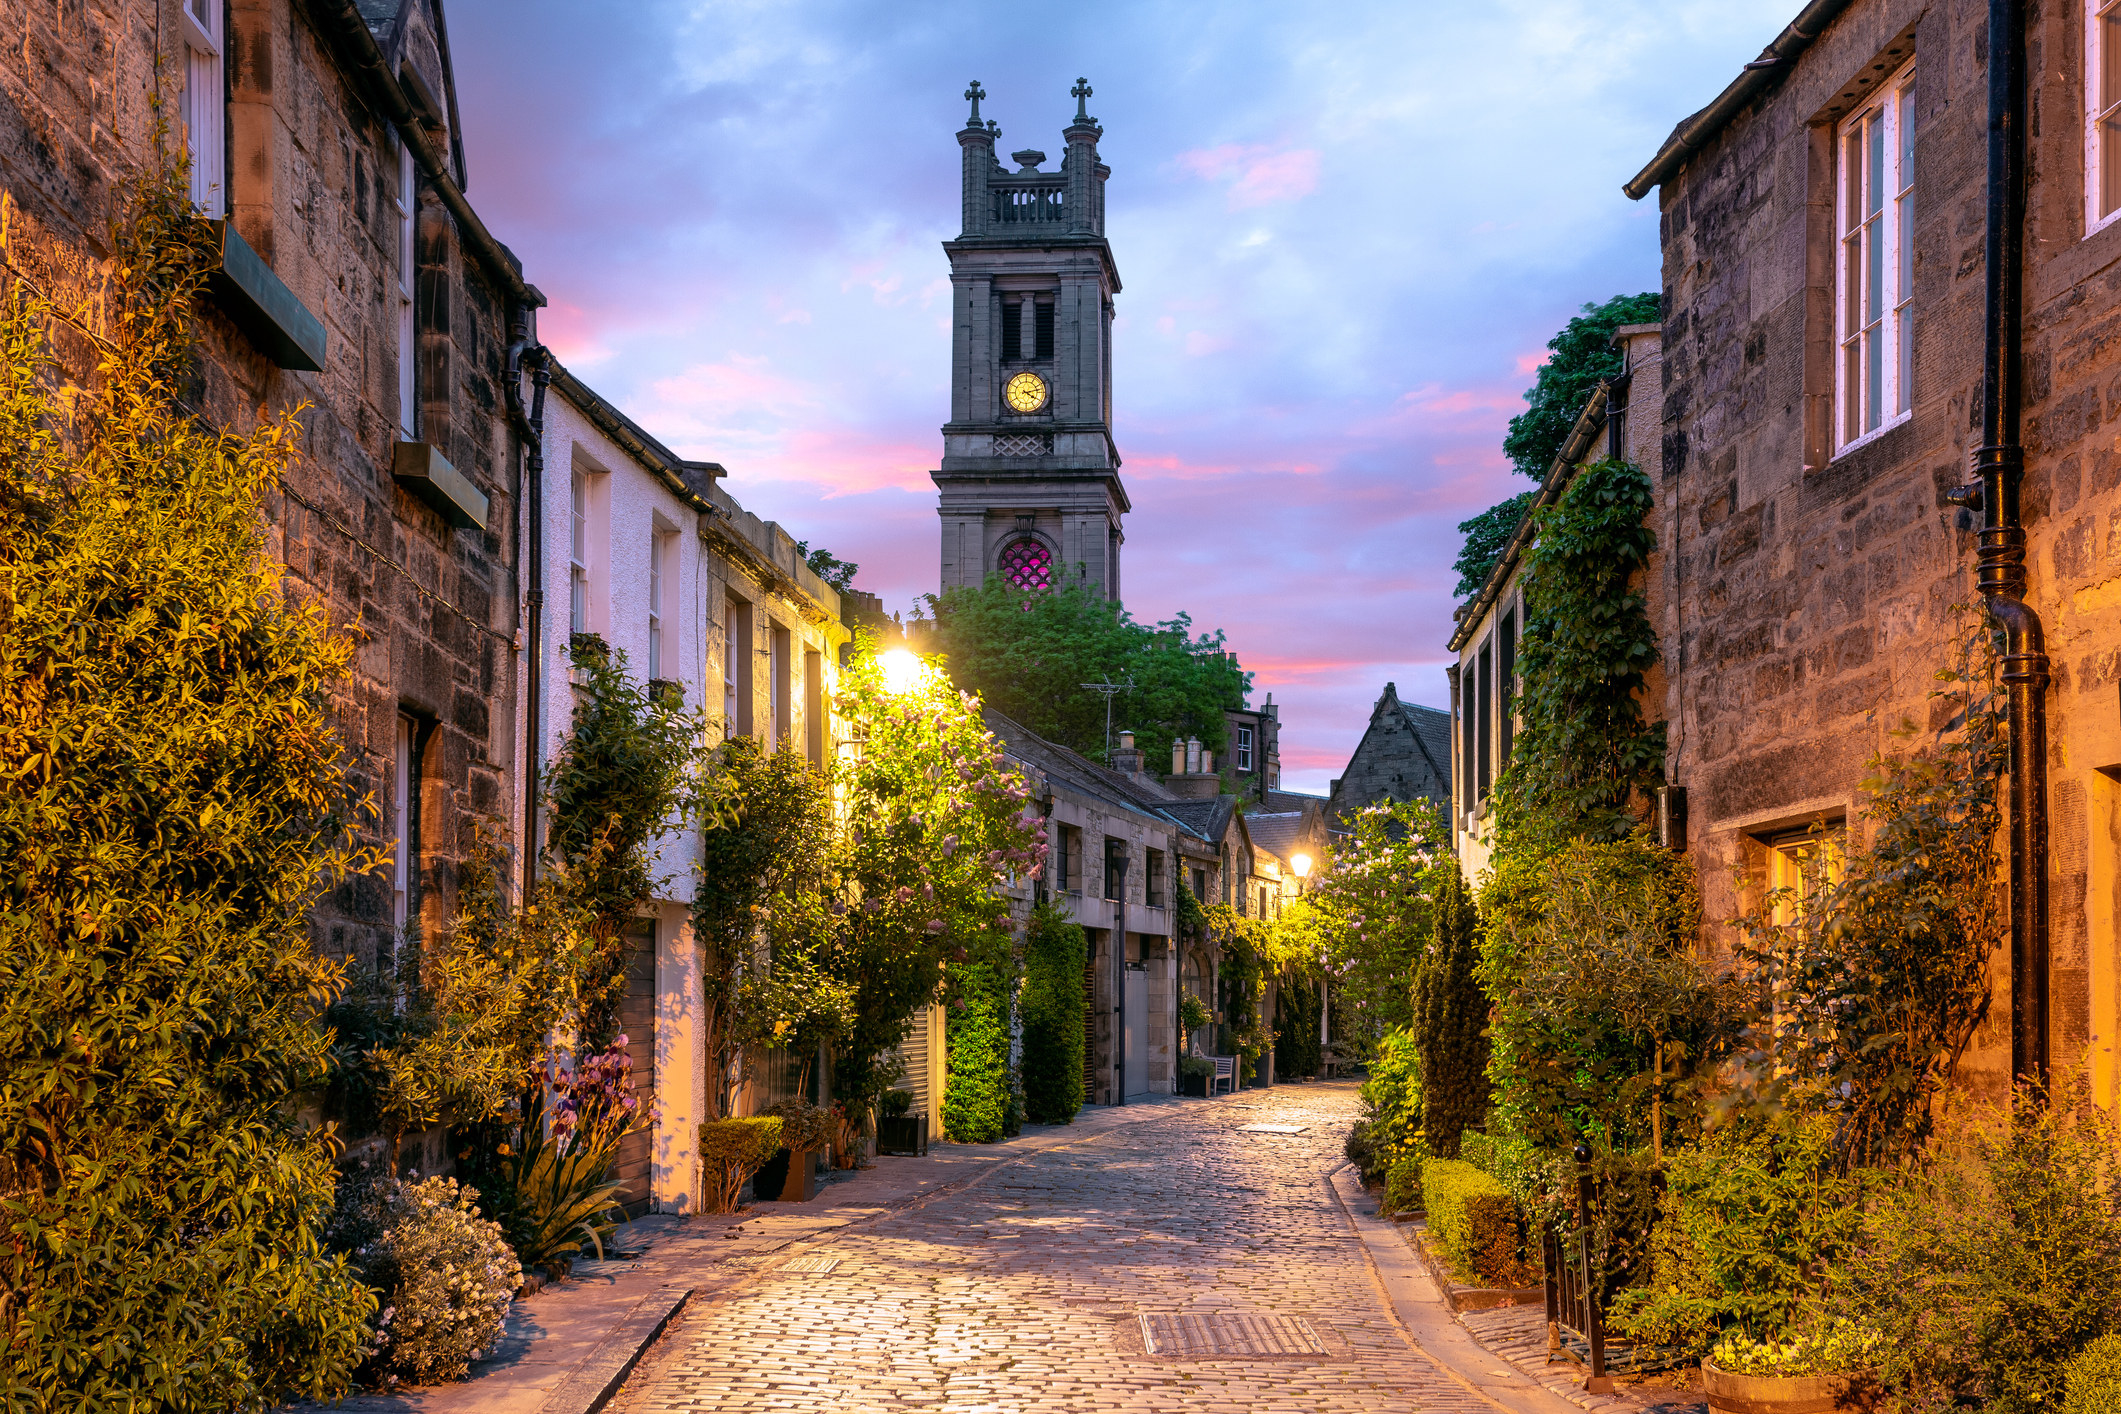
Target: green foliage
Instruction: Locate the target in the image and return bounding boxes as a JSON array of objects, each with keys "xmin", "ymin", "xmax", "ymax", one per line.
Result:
[
  {"xmin": 1453, "ymin": 489, "xmax": 1539, "ymax": 599},
  {"xmin": 352, "ymin": 1177, "xmax": 521, "ymax": 1389},
  {"xmin": 1502, "ymin": 292, "xmax": 1660, "ymax": 479},
  {"xmin": 1174, "ymin": 876, "xmax": 1208, "ymax": 940},
  {"xmin": 1354, "ymin": 1028, "xmax": 1425, "ymax": 1182},
  {"xmin": 1422, "ymin": 1159, "xmax": 1515, "ymax": 1283},
  {"xmin": 1178, "ymin": 1054, "xmax": 1214, "ymax": 1080},
  {"xmin": 1273, "ymin": 971, "xmax": 1321, "ymax": 1079},
  {"xmin": 923, "ymin": 577, "xmax": 1249, "ymax": 763},
  {"xmin": 1607, "ymin": 1113, "xmax": 1857, "ymax": 1356},
  {"xmin": 1465, "ymin": 1192, "xmax": 1541, "ymax": 1288},
  {"xmin": 496, "ymin": 1097, "xmax": 626, "ymax": 1269},
  {"xmin": 943, "ymin": 958, "xmax": 1010, "ymax": 1143},
  {"xmin": 1732, "ymin": 614, "xmax": 2005, "ymax": 1170},
  {"xmin": 2062, "ymin": 1334, "xmax": 2121, "ymax": 1414},
  {"xmin": 1415, "ymin": 862, "xmax": 1488, "ymax": 1158},
  {"xmin": 1457, "ymin": 1131, "xmax": 1543, "ymax": 1210},
  {"xmin": 1491, "ymin": 458, "xmax": 1665, "ymax": 848},
  {"xmin": 698, "ymin": 1117, "xmax": 784, "ymax": 1213},
  {"xmin": 796, "ymin": 540, "xmax": 858, "ymax": 592},
  {"xmin": 1833, "ymin": 1090, "xmax": 2121, "ymax": 1414},
  {"xmin": 1383, "ymin": 1157, "xmax": 1424, "ymax": 1216},
  {"xmin": 1021, "ymin": 903, "xmax": 1087, "ymax": 1124},
  {"xmin": 1178, "ymin": 991, "xmax": 1211, "ymax": 1054},
  {"xmin": 763, "ymin": 1100, "xmax": 835, "ymax": 1153},
  {"xmin": 0, "ymin": 148, "xmax": 378, "ymax": 1404},
  {"xmin": 1309, "ymin": 798, "xmax": 1451, "ymax": 1052},
  {"xmin": 1479, "ymin": 836, "xmax": 1725, "ymax": 1155},
  {"xmin": 547, "ymin": 637, "xmax": 704, "ymax": 1049}
]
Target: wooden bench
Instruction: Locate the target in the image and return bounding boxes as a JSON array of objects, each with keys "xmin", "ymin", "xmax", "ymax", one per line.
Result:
[
  {"xmin": 1321, "ymin": 1046, "xmax": 1349, "ymax": 1079},
  {"xmin": 1211, "ymin": 1056, "xmax": 1239, "ymax": 1096}
]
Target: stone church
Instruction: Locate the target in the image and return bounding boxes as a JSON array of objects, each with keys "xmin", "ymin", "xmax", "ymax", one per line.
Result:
[{"xmin": 932, "ymin": 81, "xmax": 1126, "ymax": 598}]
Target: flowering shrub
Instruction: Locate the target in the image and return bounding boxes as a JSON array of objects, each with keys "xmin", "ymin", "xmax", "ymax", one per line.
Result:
[
  {"xmin": 1710, "ymin": 1321, "xmax": 1880, "ymax": 1379},
  {"xmin": 550, "ymin": 1036, "xmax": 650, "ymax": 1156},
  {"xmin": 356, "ymin": 1177, "xmax": 521, "ymax": 1388}
]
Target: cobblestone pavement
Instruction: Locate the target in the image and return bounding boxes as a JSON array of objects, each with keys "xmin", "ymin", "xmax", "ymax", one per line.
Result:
[{"xmin": 611, "ymin": 1082, "xmax": 1506, "ymax": 1413}]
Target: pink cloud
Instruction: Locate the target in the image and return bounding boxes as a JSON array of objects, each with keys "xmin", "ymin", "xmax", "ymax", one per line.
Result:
[
  {"xmin": 1175, "ymin": 143, "xmax": 1321, "ymax": 209},
  {"xmin": 1515, "ymin": 349, "xmax": 1551, "ymax": 375}
]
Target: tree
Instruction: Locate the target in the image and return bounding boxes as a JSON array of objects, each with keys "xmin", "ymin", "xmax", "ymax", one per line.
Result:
[
  {"xmin": 796, "ymin": 540, "xmax": 858, "ymax": 592},
  {"xmin": 1453, "ymin": 489, "xmax": 1538, "ymax": 599},
  {"xmin": 1308, "ymin": 798, "xmax": 1453, "ymax": 1052},
  {"xmin": 0, "ymin": 153, "xmax": 376, "ymax": 1404},
  {"xmin": 922, "ymin": 578, "xmax": 1249, "ymax": 763},
  {"xmin": 1502, "ymin": 292, "xmax": 1660, "ymax": 479},
  {"xmin": 1415, "ymin": 862, "xmax": 1488, "ymax": 1158}
]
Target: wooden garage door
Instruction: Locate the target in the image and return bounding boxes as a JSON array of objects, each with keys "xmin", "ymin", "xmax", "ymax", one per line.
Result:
[{"xmin": 613, "ymin": 917, "xmax": 658, "ymax": 1216}]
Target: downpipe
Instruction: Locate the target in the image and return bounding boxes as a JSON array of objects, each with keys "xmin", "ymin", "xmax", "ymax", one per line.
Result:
[
  {"xmin": 506, "ymin": 313, "xmax": 551, "ymax": 901},
  {"xmin": 1964, "ymin": 0, "xmax": 2050, "ymax": 1093}
]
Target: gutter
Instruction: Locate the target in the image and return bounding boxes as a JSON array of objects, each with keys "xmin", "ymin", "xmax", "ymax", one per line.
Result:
[
  {"xmin": 312, "ymin": 0, "xmax": 540, "ymax": 307},
  {"xmin": 1446, "ymin": 383, "xmax": 1608, "ymax": 654},
  {"xmin": 544, "ymin": 359, "xmax": 716, "ymax": 514},
  {"xmin": 1622, "ymin": 0, "xmax": 1856, "ymax": 201}
]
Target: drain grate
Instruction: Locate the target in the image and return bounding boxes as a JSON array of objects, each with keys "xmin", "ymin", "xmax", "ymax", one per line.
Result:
[
  {"xmin": 1139, "ymin": 1312, "xmax": 1327, "ymax": 1358},
  {"xmin": 778, "ymin": 1254, "xmax": 841, "ymax": 1273},
  {"xmin": 1237, "ymin": 1123, "xmax": 1307, "ymax": 1134}
]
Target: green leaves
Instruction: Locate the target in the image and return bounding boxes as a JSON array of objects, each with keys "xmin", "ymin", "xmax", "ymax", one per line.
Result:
[
  {"xmin": 1502, "ymin": 293, "xmax": 1660, "ymax": 480},
  {"xmin": 1020, "ymin": 903, "xmax": 1086, "ymax": 1125}
]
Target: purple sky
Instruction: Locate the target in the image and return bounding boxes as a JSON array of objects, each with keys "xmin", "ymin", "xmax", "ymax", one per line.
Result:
[{"xmin": 449, "ymin": 1, "xmax": 1792, "ymax": 793}]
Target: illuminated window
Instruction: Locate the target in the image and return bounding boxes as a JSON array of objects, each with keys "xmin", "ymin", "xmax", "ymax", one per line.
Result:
[
  {"xmin": 1767, "ymin": 827, "xmax": 1845, "ymax": 927},
  {"xmin": 998, "ymin": 537, "xmax": 1053, "ymax": 592},
  {"xmin": 2092, "ymin": 2, "xmax": 2121, "ymax": 233},
  {"xmin": 1836, "ymin": 61, "xmax": 1916, "ymax": 450},
  {"xmin": 179, "ymin": 0, "xmax": 224, "ymax": 217}
]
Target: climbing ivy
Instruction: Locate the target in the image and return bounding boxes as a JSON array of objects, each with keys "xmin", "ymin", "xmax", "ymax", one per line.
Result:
[{"xmin": 1490, "ymin": 458, "xmax": 1665, "ymax": 849}]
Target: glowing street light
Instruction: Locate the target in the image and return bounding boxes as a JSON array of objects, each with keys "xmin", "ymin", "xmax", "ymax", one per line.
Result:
[
  {"xmin": 878, "ymin": 648, "xmax": 927, "ymax": 696},
  {"xmin": 1290, "ymin": 852, "xmax": 1313, "ymax": 879}
]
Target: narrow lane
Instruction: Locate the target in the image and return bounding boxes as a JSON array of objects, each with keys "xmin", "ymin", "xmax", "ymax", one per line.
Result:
[{"xmin": 614, "ymin": 1083, "xmax": 1496, "ymax": 1412}]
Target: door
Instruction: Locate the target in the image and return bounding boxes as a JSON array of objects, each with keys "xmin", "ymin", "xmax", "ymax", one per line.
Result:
[
  {"xmin": 1123, "ymin": 962, "xmax": 1150, "ymax": 1096},
  {"xmin": 613, "ymin": 917, "xmax": 659, "ymax": 1215}
]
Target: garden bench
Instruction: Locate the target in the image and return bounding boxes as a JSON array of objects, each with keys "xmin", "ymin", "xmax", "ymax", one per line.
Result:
[
  {"xmin": 1321, "ymin": 1046, "xmax": 1348, "ymax": 1078},
  {"xmin": 1211, "ymin": 1056, "xmax": 1238, "ymax": 1096}
]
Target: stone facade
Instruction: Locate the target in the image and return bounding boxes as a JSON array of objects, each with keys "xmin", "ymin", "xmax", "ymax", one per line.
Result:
[
  {"xmin": 932, "ymin": 82, "xmax": 1126, "ymax": 600},
  {"xmin": 1329, "ymin": 683, "xmax": 1453, "ymax": 829},
  {"xmin": 1, "ymin": 0, "xmax": 535, "ymax": 989},
  {"xmin": 1635, "ymin": 0, "xmax": 2121, "ymax": 1102}
]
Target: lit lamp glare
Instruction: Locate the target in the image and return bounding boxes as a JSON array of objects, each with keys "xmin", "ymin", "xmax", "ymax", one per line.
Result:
[
  {"xmin": 1290, "ymin": 852, "xmax": 1313, "ymax": 879},
  {"xmin": 878, "ymin": 648, "xmax": 926, "ymax": 696}
]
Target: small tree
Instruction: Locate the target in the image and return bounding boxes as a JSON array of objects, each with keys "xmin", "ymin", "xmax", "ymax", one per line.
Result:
[
  {"xmin": 1309, "ymin": 798, "xmax": 1452, "ymax": 1051},
  {"xmin": 1415, "ymin": 862, "xmax": 1488, "ymax": 1158},
  {"xmin": 1021, "ymin": 903, "xmax": 1087, "ymax": 1123},
  {"xmin": 0, "ymin": 154, "xmax": 376, "ymax": 1403}
]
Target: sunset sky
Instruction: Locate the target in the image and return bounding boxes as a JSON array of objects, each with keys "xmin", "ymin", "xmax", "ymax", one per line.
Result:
[{"xmin": 449, "ymin": 1, "xmax": 1794, "ymax": 793}]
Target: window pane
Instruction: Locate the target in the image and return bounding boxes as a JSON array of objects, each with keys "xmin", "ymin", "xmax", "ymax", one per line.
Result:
[
  {"xmin": 1867, "ymin": 113, "xmax": 1886, "ymax": 218},
  {"xmin": 1866, "ymin": 217, "xmax": 1884, "ymax": 328},
  {"xmin": 1897, "ymin": 84, "xmax": 1915, "ymax": 187},
  {"xmin": 1844, "ymin": 341, "xmax": 1861, "ymax": 442},
  {"xmin": 1844, "ymin": 131, "xmax": 1863, "ymax": 234},
  {"xmin": 2105, "ymin": 113, "xmax": 2121, "ymax": 222},
  {"xmin": 1866, "ymin": 324, "xmax": 1883, "ymax": 434}
]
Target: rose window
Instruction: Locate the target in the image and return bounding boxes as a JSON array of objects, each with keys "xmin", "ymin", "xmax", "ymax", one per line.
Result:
[{"xmin": 998, "ymin": 537, "xmax": 1054, "ymax": 592}]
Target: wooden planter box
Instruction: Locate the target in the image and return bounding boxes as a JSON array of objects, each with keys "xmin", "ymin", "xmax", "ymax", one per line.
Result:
[
  {"xmin": 753, "ymin": 1147, "xmax": 820, "ymax": 1202},
  {"xmin": 1702, "ymin": 1360, "xmax": 1879, "ymax": 1414},
  {"xmin": 876, "ymin": 1112, "xmax": 928, "ymax": 1156},
  {"xmin": 1181, "ymin": 1072, "xmax": 1210, "ymax": 1097}
]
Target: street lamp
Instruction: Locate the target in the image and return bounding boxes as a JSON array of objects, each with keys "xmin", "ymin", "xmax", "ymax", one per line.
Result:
[
  {"xmin": 878, "ymin": 648, "xmax": 926, "ymax": 695},
  {"xmin": 1289, "ymin": 852, "xmax": 1312, "ymax": 880}
]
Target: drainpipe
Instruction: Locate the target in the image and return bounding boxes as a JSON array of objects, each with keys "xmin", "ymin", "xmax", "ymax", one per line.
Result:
[
  {"xmin": 1112, "ymin": 854, "xmax": 1127, "ymax": 1105},
  {"xmin": 506, "ymin": 316, "xmax": 551, "ymax": 899},
  {"xmin": 1961, "ymin": 0, "xmax": 2049, "ymax": 1092}
]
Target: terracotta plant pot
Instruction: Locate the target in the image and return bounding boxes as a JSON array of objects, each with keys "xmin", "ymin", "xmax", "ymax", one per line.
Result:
[{"xmin": 1702, "ymin": 1360, "xmax": 1879, "ymax": 1414}]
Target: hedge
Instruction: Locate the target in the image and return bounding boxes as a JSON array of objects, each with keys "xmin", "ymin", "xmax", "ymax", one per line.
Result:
[
  {"xmin": 1422, "ymin": 1158, "xmax": 1537, "ymax": 1286},
  {"xmin": 2064, "ymin": 1334, "xmax": 2121, "ymax": 1414},
  {"xmin": 944, "ymin": 961, "xmax": 1009, "ymax": 1143},
  {"xmin": 699, "ymin": 1117, "xmax": 783, "ymax": 1213},
  {"xmin": 1383, "ymin": 1157, "xmax": 1424, "ymax": 1216},
  {"xmin": 1021, "ymin": 904, "xmax": 1086, "ymax": 1123}
]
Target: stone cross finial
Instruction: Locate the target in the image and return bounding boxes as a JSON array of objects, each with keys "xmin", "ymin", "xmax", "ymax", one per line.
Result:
[
  {"xmin": 964, "ymin": 80, "xmax": 986, "ymax": 126},
  {"xmin": 1071, "ymin": 78, "xmax": 1093, "ymax": 123}
]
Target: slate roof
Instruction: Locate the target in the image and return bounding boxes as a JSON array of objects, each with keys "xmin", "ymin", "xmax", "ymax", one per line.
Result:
[
  {"xmin": 1243, "ymin": 812, "xmax": 1309, "ymax": 861},
  {"xmin": 1401, "ymin": 700, "xmax": 1453, "ymax": 789},
  {"xmin": 983, "ymin": 709, "xmax": 1173, "ymax": 827},
  {"xmin": 1157, "ymin": 796, "xmax": 1238, "ymax": 848}
]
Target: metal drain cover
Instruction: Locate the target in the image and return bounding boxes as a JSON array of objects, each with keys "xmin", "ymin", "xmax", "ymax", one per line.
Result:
[
  {"xmin": 778, "ymin": 1254, "xmax": 841, "ymax": 1273},
  {"xmin": 1140, "ymin": 1312, "xmax": 1327, "ymax": 1357},
  {"xmin": 1238, "ymin": 1123, "xmax": 1307, "ymax": 1134}
]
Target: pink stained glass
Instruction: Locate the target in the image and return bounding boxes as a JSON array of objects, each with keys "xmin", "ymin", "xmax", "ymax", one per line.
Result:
[{"xmin": 999, "ymin": 537, "xmax": 1053, "ymax": 592}]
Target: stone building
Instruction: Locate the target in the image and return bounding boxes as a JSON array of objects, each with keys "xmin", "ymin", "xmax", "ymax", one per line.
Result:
[
  {"xmin": 2, "ymin": 0, "xmax": 536, "ymax": 1005},
  {"xmin": 1329, "ymin": 683, "xmax": 1454, "ymax": 829},
  {"xmin": 523, "ymin": 362, "xmax": 849, "ymax": 1213},
  {"xmin": 1446, "ymin": 325, "xmax": 1663, "ymax": 879},
  {"xmin": 931, "ymin": 81, "xmax": 1126, "ymax": 600},
  {"xmin": 1628, "ymin": 0, "xmax": 2121, "ymax": 1100}
]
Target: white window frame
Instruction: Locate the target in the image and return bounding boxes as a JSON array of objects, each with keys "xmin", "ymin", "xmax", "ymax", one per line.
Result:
[
  {"xmin": 1834, "ymin": 60, "xmax": 1916, "ymax": 455},
  {"xmin": 569, "ymin": 470, "xmax": 589, "ymax": 635},
  {"xmin": 2090, "ymin": 2, "xmax": 2121, "ymax": 236},
  {"xmin": 395, "ymin": 139, "xmax": 417, "ymax": 437},
  {"xmin": 178, "ymin": 0, "xmax": 224, "ymax": 218},
  {"xmin": 1234, "ymin": 725, "xmax": 1253, "ymax": 772},
  {"xmin": 648, "ymin": 529, "xmax": 668, "ymax": 680}
]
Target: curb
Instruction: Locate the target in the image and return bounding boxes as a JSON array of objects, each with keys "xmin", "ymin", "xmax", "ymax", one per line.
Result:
[{"xmin": 536, "ymin": 1286, "xmax": 693, "ymax": 1414}]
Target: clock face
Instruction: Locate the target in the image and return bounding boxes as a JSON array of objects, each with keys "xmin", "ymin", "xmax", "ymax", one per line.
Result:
[{"xmin": 1004, "ymin": 371, "xmax": 1049, "ymax": 413}]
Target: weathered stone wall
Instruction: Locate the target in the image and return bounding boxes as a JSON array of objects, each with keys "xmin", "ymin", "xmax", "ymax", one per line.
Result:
[
  {"xmin": 1653, "ymin": 0, "xmax": 2121, "ymax": 1099},
  {"xmin": 1329, "ymin": 684, "xmax": 1450, "ymax": 825},
  {"xmin": 0, "ymin": 0, "xmax": 526, "ymax": 976}
]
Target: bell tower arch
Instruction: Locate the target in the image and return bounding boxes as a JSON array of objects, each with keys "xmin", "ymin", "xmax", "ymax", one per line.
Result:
[{"xmin": 933, "ymin": 80, "xmax": 1127, "ymax": 600}]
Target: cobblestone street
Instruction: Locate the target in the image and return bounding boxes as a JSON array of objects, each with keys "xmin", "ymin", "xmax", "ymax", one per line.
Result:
[{"xmin": 612, "ymin": 1083, "xmax": 1505, "ymax": 1413}]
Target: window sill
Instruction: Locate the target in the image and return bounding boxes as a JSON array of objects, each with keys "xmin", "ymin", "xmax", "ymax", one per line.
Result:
[
  {"xmin": 204, "ymin": 221, "xmax": 326, "ymax": 371},
  {"xmin": 392, "ymin": 441, "xmax": 487, "ymax": 531},
  {"xmin": 1831, "ymin": 409, "xmax": 1912, "ymax": 464}
]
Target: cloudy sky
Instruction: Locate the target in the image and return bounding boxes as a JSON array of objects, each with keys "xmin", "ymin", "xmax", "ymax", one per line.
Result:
[{"xmin": 449, "ymin": 0, "xmax": 1791, "ymax": 793}]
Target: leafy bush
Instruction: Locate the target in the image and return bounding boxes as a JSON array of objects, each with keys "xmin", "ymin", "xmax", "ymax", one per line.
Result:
[
  {"xmin": 1709, "ymin": 1321, "xmax": 1882, "ymax": 1379},
  {"xmin": 0, "ymin": 152, "xmax": 379, "ymax": 1405},
  {"xmin": 1415, "ymin": 862, "xmax": 1487, "ymax": 1157},
  {"xmin": 1309, "ymin": 798, "xmax": 1453, "ymax": 1049},
  {"xmin": 1353, "ymin": 1027, "xmax": 1423, "ymax": 1182},
  {"xmin": 1179, "ymin": 992, "xmax": 1211, "ymax": 1053},
  {"xmin": 2062, "ymin": 1334, "xmax": 2121, "ymax": 1414},
  {"xmin": 944, "ymin": 959, "xmax": 1010, "ymax": 1142},
  {"xmin": 698, "ymin": 1117, "xmax": 783, "ymax": 1214},
  {"xmin": 1457, "ymin": 1131, "xmax": 1543, "ymax": 1209},
  {"xmin": 1608, "ymin": 1113, "xmax": 1855, "ymax": 1356},
  {"xmin": 1179, "ymin": 1054, "xmax": 1214, "ymax": 1080},
  {"xmin": 764, "ymin": 1101, "xmax": 835, "ymax": 1153},
  {"xmin": 1021, "ymin": 904, "xmax": 1086, "ymax": 1124},
  {"xmin": 1274, "ymin": 970, "xmax": 1322, "ymax": 1079},
  {"xmin": 355, "ymin": 1177, "xmax": 521, "ymax": 1388},
  {"xmin": 880, "ymin": 1089, "xmax": 915, "ymax": 1119},
  {"xmin": 1833, "ymin": 1090, "xmax": 2121, "ymax": 1414},
  {"xmin": 1423, "ymin": 1159, "xmax": 1535, "ymax": 1286},
  {"xmin": 1383, "ymin": 1157, "xmax": 1424, "ymax": 1216}
]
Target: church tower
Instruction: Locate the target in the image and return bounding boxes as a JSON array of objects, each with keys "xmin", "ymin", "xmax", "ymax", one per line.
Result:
[{"xmin": 933, "ymin": 80, "xmax": 1126, "ymax": 600}]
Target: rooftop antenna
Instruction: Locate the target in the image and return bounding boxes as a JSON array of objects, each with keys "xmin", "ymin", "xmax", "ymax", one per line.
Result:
[{"xmin": 1080, "ymin": 677, "xmax": 1129, "ymax": 761}]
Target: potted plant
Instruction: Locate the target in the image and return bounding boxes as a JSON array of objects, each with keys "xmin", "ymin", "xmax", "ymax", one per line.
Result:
[
  {"xmin": 875, "ymin": 1088, "xmax": 926, "ymax": 1156},
  {"xmin": 1178, "ymin": 1054, "xmax": 1214, "ymax": 1098},
  {"xmin": 1702, "ymin": 1324, "xmax": 1881, "ymax": 1414},
  {"xmin": 1179, "ymin": 992, "xmax": 1211, "ymax": 1058},
  {"xmin": 758, "ymin": 1102, "xmax": 836, "ymax": 1202}
]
